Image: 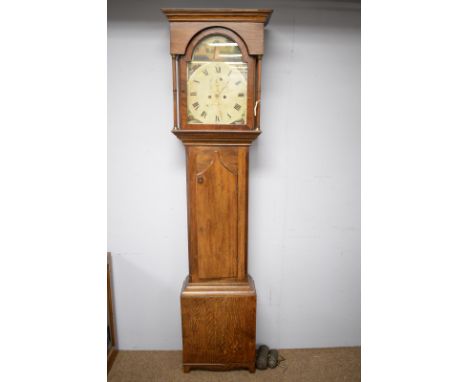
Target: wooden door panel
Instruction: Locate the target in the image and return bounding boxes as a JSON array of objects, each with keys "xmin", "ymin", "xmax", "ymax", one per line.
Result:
[{"xmin": 194, "ymin": 149, "xmax": 238, "ymax": 279}]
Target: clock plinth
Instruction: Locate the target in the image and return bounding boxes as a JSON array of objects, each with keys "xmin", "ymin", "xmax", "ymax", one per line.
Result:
[
  {"xmin": 163, "ymin": 8, "xmax": 272, "ymax": 373},
  {"xmin": 181, "ymin": 277, "xmax": 256, "ymax": 373}
]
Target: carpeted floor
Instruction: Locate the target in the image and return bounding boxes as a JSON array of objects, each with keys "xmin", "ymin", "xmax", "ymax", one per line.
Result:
[{"xmin": 108, "ymin": 347, "xmax": 360, "ymax": 381}]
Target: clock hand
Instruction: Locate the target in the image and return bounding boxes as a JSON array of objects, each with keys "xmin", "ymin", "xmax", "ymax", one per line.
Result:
[
  {"xmin": 212, "ymin": 78, "xmax": 221, "ymax": 104},
  {"xmin": 211, "ymin": 78, "xmax": 227, "ymax": 111},
  {"xmin": 219, "ymin": 79, "xmax": 231, "ymax": 96}
]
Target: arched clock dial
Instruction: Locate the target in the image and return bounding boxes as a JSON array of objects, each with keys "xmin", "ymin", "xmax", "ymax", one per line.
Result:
[{"xmin": 188, "ymin": 61, "xmax": 247, "ymax": 124}]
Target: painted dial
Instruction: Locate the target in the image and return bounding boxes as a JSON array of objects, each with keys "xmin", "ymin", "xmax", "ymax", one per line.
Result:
[{"xmin": 187, "ymin": 62, "xmax": 247, "ymax": 125}]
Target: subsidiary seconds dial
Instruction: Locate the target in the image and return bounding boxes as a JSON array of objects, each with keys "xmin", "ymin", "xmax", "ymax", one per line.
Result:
[{"xmin": 187, "ymin": 62, "xmax": 247, "ymax": 124}]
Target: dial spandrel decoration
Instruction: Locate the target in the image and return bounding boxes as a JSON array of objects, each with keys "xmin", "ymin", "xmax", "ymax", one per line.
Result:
[{"xmin": 187, "ymin": 35, "xmax": 248, "ymax": 125}]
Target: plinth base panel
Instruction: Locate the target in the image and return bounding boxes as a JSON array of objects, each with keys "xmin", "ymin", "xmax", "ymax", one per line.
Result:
[{"xmin": 180, "ymin": 276, "xmax": 256, "ymax": 373}]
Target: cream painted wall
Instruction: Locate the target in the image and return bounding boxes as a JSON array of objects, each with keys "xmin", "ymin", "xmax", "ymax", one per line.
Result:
[{"xmin": 108, "ymin": 0, "xmax": 360, "ymax": 349}]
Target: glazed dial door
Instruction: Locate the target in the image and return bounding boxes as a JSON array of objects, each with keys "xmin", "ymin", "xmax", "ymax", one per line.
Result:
[{"xmin": 187, "ymin": 35, "xmax": 248, "ymax": 125}]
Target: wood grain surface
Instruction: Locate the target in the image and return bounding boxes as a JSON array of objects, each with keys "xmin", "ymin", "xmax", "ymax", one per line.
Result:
[
  {"xmin": 195, "ymin": 150, "xmax": 238, "ymax": 279},
  {"xmin": 181, "ymin": 277, "xmax": 256, "ymax": 372},
  {"xmin": 107, "ymin": 253, "xmax": 118, "ymax": 373},
  {"xmin": 172, "ymin": 129, "xmax": 261, "ymax": 145},
  {"xmin": 167, "ymin": 22, "xmax": 266, "ymax": 56},
  {"xmin": 186, "ymin": 146, "xmax": 250, "ymax": 282}
]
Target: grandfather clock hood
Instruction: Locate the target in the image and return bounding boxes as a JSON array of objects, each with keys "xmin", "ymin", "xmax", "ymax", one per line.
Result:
[{"xmin": 162, "ymin": 8, "xmax": 272, "ymax": 373}]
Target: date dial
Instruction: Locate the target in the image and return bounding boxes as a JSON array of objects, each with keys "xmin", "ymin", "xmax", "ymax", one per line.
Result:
[{"xmin": 187, "ymin": 62, "xmax": 247, "ymax": 125}]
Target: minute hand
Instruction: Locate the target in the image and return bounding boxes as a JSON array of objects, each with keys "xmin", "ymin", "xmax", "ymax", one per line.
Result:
[{"xmin": 219, "ymin": 79, "xmax": 231, "ymax": 96}]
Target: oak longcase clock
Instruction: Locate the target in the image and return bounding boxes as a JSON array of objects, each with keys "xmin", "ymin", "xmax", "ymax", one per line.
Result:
[{"xmin": 162, "ymin": 8, "xmax": 273, "ymax": 373}]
